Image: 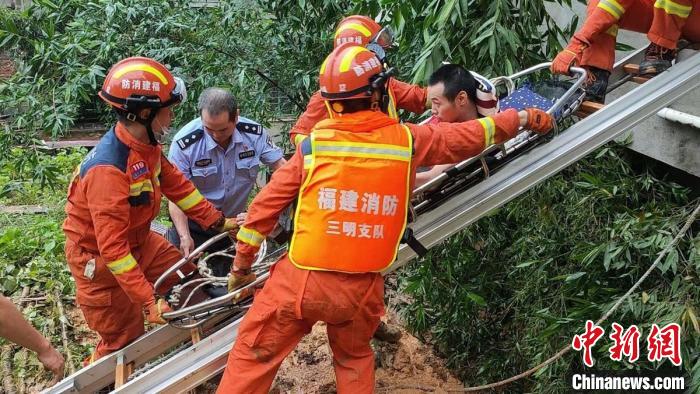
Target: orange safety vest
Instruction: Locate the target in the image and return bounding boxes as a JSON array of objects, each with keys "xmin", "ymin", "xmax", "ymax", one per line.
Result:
[{"xmin": 288, "ymin": 122, "xmax": 412, "ymax": 273}]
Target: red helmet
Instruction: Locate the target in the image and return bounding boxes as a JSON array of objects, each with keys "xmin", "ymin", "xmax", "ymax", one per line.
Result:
[
  {"xmin": 334, "ymin": 15, "xmax": 393, "ymax": 49},
  {"xmin": 98, "ymin": 56, "xmax": 185, "ymax": 113},
  {"xmin": 319, "ymin": 45, "xmax": 383, "ymax": 101}
]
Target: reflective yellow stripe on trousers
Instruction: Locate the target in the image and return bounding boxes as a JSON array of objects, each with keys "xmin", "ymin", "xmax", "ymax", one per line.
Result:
[{"xmin": 654, "ymin": 0, "xmax": 692, "ymax": 17}]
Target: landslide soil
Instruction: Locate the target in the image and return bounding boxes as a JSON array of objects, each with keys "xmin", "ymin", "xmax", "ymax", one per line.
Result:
[{"xmin": 269, "ymin": 309, "xmax": 463, "ymax": 393}]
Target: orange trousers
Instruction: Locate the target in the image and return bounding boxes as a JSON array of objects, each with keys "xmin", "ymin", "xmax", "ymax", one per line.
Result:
[
  {"xmin": 66, "ymin": 231, "xmax": 189, "ymax": 361},
  {"xmin": 217, "ymin": 256, "xmax": 385, "ymax": 393},
  {"xmin": 582, "ymin": 0, "xmax": 700, "ymax": 71}
]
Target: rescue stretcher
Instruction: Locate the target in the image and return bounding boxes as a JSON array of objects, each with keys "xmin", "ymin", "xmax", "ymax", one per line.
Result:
[
  {"xmin": 155, "ymin": 62, "xmax": 588, "ymax": 329},
  {"xmin": 153, "ymin": 234, "xmax": 285, "ymax": 329}
]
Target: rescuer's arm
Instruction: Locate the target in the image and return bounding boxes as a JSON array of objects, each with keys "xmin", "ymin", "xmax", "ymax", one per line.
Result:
[
  {"xmin": 159, "ymin": 155, "xmax": 224, "ymax": 231},
  {"xmin": 83, "ymin": 166, "xmax": 155, "ymax": 305},
  {"xmin": 390, "ymin": 78, "xmax": 429, "ymax": 114},
  {"xmin": 234, "ymin": 153, "xmax": 304, "ymax": 270},
  {"xmin": 410, "ymin": 108, "xmax": 553, "ymax": 167},
  {"xmin": 289, "ymin": 91, "xmax": 326, "ymax": 147}
]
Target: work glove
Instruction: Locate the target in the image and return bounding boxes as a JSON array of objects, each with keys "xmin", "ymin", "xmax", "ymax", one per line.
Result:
[
  {"xmin": 211, "ymin": 215, "xmax": 239, "ymax": 233},
  {"xmin": 523, "ymin": 108, "xmax": 555, "ymax": 134},
  {"xmin": 551, "ymin": 37, "xmax": 586, "ymax": 75},
  {"xmin": 144, "ymin": 298, "xmax": 172, "ymax": 325},
  {"xmin": 227, "ymin": 267, "xmax": 257, "ymax": 303}
]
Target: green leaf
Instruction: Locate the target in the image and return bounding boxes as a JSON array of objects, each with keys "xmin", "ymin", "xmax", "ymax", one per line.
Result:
[
  {"xmin": 565, "ymin": 272, "xmax": 586, "ymax": 282},
  {"xmin": 466, "ymin": 292, "xmax": 486, "ymax": 306},
  {"xmin": 3, "ymin": 277, "xmax": 17, "ymax": 293}
]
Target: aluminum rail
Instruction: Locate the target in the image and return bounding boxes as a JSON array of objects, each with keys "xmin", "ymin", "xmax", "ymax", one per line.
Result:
[
  {"xmin": 44, "ymin": 316, "xmax": 227, "ymax": 393},
  {"xmin": 115, "ymin": 53, "xmax": 699, "ymax": 393}
]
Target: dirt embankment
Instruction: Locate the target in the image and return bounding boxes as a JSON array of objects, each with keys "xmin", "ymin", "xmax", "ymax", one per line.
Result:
[{"xmin": 271, "ymin": 309, "xmax": 463, "ymax": 393}]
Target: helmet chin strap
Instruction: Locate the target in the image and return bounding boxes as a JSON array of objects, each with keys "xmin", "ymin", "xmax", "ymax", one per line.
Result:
[
  {"xmin": 142, "ymin": 110, "xmax": 159, "ymax": 146},
  {"xmin": 125, "ymin": 109, "xmax": 160, "ymax": 145}
]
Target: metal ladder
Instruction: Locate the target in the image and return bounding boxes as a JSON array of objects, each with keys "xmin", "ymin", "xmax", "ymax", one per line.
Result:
[{"xmin": 45, "ymin": 48, "xmax": 700, "ymax": 394}]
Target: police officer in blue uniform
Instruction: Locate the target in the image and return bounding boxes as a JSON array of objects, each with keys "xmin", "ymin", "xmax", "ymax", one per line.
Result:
[{"xmin": 167, "ymin": 88, "xmax": 285, "ymax": 275}]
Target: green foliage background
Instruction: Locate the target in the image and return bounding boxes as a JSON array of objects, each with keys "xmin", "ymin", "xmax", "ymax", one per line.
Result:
[
  {"xmin": 1, "ymin": 0, "xmax": 698, "ymax": 391},
  {"xmin": 400, "ymin": 145, "xmax": 699, "ymax": 391}
]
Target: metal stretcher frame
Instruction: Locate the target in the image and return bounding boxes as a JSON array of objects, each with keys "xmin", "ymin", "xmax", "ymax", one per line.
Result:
[{"xmin": 152, "ymin": 233, "xmax": 281, "ymax": 328}]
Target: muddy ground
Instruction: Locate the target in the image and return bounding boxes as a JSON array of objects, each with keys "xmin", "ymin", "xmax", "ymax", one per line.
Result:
[
  {"xmin": 9, "ymin": 279, "xmax": 462, "ymax": 393},
  {"xmin": 269, "ymin": 309, "xmax": 464, "ymax": 393}
]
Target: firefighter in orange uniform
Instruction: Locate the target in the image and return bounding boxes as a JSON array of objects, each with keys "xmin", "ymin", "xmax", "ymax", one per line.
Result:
[
  {"xmin": 289, "ymin": 15, "xmax": 428, "ymax": 146},
  {"xmin": 216, "ymin": 45, "xmax": 554, "ymax": 393},
  {"xmin": 552, "ymin": 0, "xmax": 699, "ymax": 102},
  {"xmin": 63, "ymin": 57, "xmax": 237, "ymax": 364}
]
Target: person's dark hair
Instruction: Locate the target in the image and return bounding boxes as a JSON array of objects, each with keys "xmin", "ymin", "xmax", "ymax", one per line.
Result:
[
  {"xmin": 428, "ymin": 64, "xmax": 477, "ymax": 103},
  {"xmin": 198, "ymin": 87, "xmax": 238, "ymax": 121}
]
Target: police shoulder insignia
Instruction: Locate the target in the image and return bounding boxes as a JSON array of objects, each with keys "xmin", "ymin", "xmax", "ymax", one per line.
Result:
[
  {"xmin": 176, "ymin": 129, "xmax": 204, "ymax": 150},
  {"xmin": 237, "ymin": 121, "xmax": 262, "ymax": 135}
]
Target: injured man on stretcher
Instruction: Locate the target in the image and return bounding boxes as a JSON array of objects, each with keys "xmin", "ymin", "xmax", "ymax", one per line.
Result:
[
  {"xmin": 414, "ymin": 61, "xmax": 581, "ymax": 191},
  {"xmin": 414, "ymin": 64, "xmax": 500, "ymax": 189}
]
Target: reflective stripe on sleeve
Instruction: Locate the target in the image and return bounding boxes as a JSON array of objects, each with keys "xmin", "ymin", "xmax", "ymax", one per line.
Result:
[
  {"xmin": 294, "ymin": 134, "xmax": 308, "ymax": 147},
  {"xmin": 107, "ymin": 253, "xmax": 138, "ymax": 275},
  {"xmin": 237, "ymin": 226, "xmax": 265, "ymax": 247},
  {"xmin": 478, "ymin": 117, "xmax": 496, "ymax": 147},
  {"xmin": 176, "ymin": 189, "xmax": 204, "ymax": 211},
  {"xmin": 129, "ymin": 179, "xmax": 154, "ymax": 196}
]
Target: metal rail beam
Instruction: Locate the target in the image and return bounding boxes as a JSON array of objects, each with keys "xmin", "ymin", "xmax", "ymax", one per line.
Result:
[
  {"xmin": 45, "ymin": 314, "xmax": 230, "ymax": 393},
  {"xmin": 115, "ymin": 317, "xmax": 244, "ymax": 393}
]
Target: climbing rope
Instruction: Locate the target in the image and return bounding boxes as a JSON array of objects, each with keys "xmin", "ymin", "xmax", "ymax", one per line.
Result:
[{"xmin": 454, "ymin": 199, "xmax": 700, "ymax": 392}]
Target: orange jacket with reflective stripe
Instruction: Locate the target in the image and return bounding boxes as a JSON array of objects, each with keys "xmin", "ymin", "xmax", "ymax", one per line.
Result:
[
  {"xmin": 289, "ymin": 78, "xmax": 427, "ymax": 146},
  {"xmin": 234, "ymin": 109, "xmax": 521, "ymax": 271},
  {"xmin": 576, "ymin": 0, "xmax": 699, "ymax": 44},
  {"xmin": 288, "ymin": 121, "xmax": 412, "ymax": 272},
  {"xmin": 63, "ymin": 124, "xmax": 222, "ymax": 304}
]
